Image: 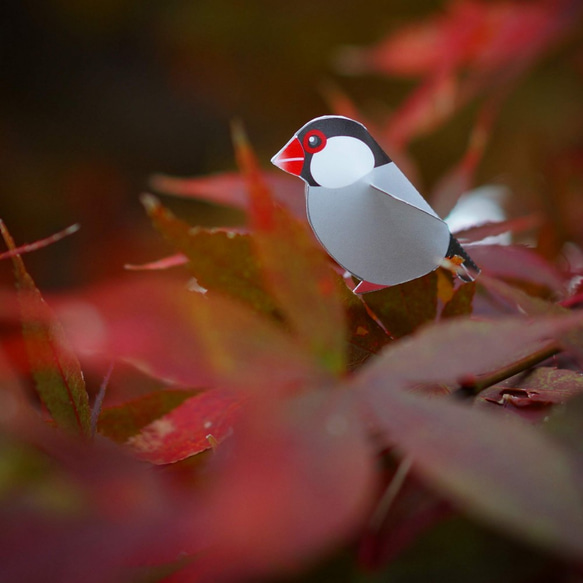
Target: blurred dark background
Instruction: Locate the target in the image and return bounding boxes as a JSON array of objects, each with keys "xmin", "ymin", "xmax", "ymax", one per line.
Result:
[
  {"xmin": 0, "ymin": 0, "xmax": 434, "ymax": 287},
  {"xmin": 1, "ymin": 0, "xmax": 582, "ymax": 288}
]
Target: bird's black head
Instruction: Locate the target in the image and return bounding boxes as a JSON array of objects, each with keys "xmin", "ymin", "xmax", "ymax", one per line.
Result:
[{"xmin": 272, "ymin": 115, "xmax": 391, "ymax": 188}]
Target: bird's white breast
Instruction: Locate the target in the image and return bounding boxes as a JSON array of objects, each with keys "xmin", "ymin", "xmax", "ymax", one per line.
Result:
[{"xmin": 310, "ymin": 136, "xmax": 374, "ymax": 189}]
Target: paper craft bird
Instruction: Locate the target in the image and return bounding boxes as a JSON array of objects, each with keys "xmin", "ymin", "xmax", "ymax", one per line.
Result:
[{"xmin": 271, "ymin": 115, "xmax": 479, "ymax": 293}]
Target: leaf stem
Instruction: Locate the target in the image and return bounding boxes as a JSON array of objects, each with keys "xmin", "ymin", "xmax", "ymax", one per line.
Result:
[
  {"xmin": 456, "ymin": 342, "xmax": 561, "ymax": 397},
  {"xmin": 369, "ymin": 455, "xmax": 413, "ymax": 531}
]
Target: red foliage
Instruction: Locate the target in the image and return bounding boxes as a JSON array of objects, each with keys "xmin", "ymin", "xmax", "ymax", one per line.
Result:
[
  {"xmin": 339, "ymin": 1, "xmax": 567, "ymax": 78},
  {"xmin": 127, "ymin": 390, "xmax": 242, "ymax": 464},
  {"xmin": 168, "ymin": 393, "xmax": 374, "ymax": 581},
  {"xmin": 336, "ymin": 0, "xmax": 580, "ymax": 152}
]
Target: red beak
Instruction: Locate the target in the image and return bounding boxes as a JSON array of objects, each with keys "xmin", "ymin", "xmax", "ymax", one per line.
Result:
[{"xmin": 271, "ymin": 136, "xmax": 304, "ymax": 176}]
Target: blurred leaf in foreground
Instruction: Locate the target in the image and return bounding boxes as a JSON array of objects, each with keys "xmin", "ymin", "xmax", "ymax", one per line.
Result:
[
  {"xmin": 234, "ymin": 123, "xmax": 346, "ymax": 375},
  {"xmin": 127, "ymin": 389, "xmax": 242, "ymax": 464},
  {"xmin": 357, "ymin": 314, "xmax": 583, "ymax": 390},
  {"xmin": 171, "ymin": 391, "xmax": 374, "ymax": 581},
  {"xmin": 360, "ymin": 379, "xmax": 583, "ymax": 560},
  {"xmin": 0, "ymin": 222, "xmax": 91, "ymax": 438}
]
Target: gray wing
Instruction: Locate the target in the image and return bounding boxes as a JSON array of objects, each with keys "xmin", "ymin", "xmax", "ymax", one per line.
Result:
[{"xmin": 369, "ymin": 162, "xmax": 441, "ymax": 218}]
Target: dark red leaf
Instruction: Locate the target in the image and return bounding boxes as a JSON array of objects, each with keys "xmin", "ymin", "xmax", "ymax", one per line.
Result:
[
  {"xmin": 359, "ymin": 383, "xmax": 583, "ymax": 559},
  {"xmin": 0, "ymin": 222, "xmax": 91, "ymax": 437},
  {"xmin": 478, "ymin": 275, "xmax": 583, "ymax": 365},
  {"xmin": 338, "ymin": 278, "xmax": 392, "ymax": 369},
  {"xmin": 441, "ymin": 281, "xmax": 476, "ymax": 319},
  {"xmin": 362, "ymin": 272, "xmax": 438, "ymax": 339},
  {"xmin": 357, "ymin": 313, "xmax": 583, "ymax": 390},
  {"xmin": 478, "ymin": 274, "xmax": 563, "ymax": 316},
  {"xmin": 142, "ymin": 195, "xmax": 279, "ymax": 316},
  {"xmin": 128, "ymin": 389, "xmax": 242, "ymax": 464}
]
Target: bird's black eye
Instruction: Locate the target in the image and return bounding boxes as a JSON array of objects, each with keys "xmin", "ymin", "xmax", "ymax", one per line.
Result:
[{"xmin": 303, "ymin": 129, "xmax": 327, "ymax": 154}]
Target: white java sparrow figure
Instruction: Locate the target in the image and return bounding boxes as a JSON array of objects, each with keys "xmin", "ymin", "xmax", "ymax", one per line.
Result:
[{"xmin": 271, "ymin": 115, "xmax": 479, "ymax": 293}]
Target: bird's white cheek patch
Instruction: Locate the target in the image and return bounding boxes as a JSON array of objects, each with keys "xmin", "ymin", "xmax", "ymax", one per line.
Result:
[{"xmin": 310, "ymin": 136, "xmax": 374, "ymax": 189}]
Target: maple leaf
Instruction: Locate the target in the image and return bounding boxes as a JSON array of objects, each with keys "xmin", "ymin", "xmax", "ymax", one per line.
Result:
[
  {"xmin": 0, "ymin": 222, "xmax": 91, "ymax": 437},
  {"xmin": 126, "ymin": 389, "xmax": 242, "ymax": 464}
]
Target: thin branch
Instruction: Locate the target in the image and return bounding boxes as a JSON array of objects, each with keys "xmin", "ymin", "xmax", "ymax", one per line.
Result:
[
  {"xmin": 0, "ymin": 223, "xmax": 80, "ymax": 261},
  {"xmin": 455, "ymin": 342, "xmax": 561, "ymax": 397}
]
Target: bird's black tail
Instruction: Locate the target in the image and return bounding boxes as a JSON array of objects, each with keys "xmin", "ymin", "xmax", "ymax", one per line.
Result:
[{"xmin": 446, "ymin": 235, "xmax": 480, "ymax": 282}]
